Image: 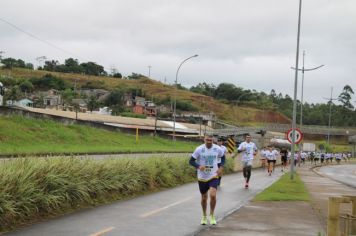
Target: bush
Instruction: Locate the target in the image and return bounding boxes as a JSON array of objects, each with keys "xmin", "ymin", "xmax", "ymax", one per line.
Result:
[
  {"xmin": 120, "ymin": 112, "xmax": 147, "ymax": 119},
  {"xmin": 0, "ymin": 156, "xmax": 234, "ymax": 231}
]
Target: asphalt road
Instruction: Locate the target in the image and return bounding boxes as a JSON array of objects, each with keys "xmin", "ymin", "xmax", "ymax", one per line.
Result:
[
  {"xmin": 5, "ymin": 169, "xmax": 282, "ymax": 236},
  {"xmin": 317, "ymin": 164, "xmax": 356, "ymax": 188}
]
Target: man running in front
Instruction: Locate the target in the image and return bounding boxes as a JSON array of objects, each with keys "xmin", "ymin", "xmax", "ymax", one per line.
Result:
[
  {"xmin": 237, "ymin": 134, "xmax": 257, "ymax": 189},
  {"xmin": 189, "ymin": 134, "xmax": 225, "ymax": 225}
]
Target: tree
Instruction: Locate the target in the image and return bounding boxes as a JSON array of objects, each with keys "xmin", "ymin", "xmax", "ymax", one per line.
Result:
[
  {"xmin": 61, "ymin": 88, "xmax": 75, "ymax": 106},
  {"xmin": 80, "ymin": 62, "xmax": 106, "ymax": 76},
  {"xmin": 113, "ymin": 72, "xmax": 123, "ymax": 78},
  {"xmin": 43, "ymin": 60, "xmax": 60, "ymax": 71},
  {"xmin": 5, "ymin": 85, "xmax": 21, "ymax": 103},
  {"xmin": 338, "ymin": 85, "xmax": 354, "ymax": 109},
  {"xmin": 19, "ymin": 80, "xmax": 34, "ymax": 93},
  {"xmin": 87, "ymin": 95, "xmax": 99, "ymax": 112}
]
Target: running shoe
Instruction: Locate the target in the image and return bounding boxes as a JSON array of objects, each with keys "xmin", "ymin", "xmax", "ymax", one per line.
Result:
[
  {"xmin": 210, "ymin": 215, "xmax": 217, "ymax": 225},
  {"xmin": 201, "ymin": 215, "xmax": 208, "ymax": 225},
  {"xmin": 245, "ymin": 182, "xmax": 249, "ymax": 189}
]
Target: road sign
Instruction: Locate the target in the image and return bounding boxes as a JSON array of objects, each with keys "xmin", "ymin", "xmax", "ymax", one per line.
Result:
[
  {"xmin": 286, "ymin": 128, "xmax": 303, "ymax": 144},
  {"xmin": 226, "ymin": 137, "xmax": 236, "ymax": 154}
]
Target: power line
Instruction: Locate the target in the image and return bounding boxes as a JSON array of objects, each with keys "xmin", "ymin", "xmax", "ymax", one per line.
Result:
[{"xmin": 0, "ymin": 17, "xmax": 87, "ymax": 61}]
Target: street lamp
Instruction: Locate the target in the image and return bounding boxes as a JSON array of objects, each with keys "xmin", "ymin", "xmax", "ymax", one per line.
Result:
[
  {"xmin": 172, "ymin": 54, "xmax": 198, "ymax": 141},
  {"xmin": 291, "ymin": 51, "xmax": 324, "ymax": 131},
  {"xmin": 290, "ymin": 0, "xmax": 303, "ymax": 180}
]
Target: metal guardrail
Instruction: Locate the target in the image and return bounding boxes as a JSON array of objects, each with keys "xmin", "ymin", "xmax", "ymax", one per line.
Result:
[
  {"xmin": 265, "ymin": 123, "xmax": 356, "ymax": 136},
  {"xmin": 210, "ymin": 124, "xmax": 356, "ymax": 137}
]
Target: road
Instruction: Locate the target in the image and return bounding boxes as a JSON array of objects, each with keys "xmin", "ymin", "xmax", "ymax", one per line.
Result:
[
  {"xmin": 317, "ymin": 164, "xmax": 356, "ymax": 188},
  {"xmin": 5, "ymin": 169, "xmax": 282, "ymax": 236}
]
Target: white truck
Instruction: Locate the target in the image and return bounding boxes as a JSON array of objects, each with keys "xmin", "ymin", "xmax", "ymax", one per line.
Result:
[{"xmin": 302, "ymin": 143, "xmax": 316, "ymax": 152}]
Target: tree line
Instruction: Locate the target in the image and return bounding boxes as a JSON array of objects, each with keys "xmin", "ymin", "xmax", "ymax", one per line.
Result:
[{"xmin": 189, "ymin": 82, "xmax": 356, "ymax": 126}]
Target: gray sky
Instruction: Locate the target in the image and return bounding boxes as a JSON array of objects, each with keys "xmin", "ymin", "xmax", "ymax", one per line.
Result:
[{"xmin": 1, "ymin": 0, "xmax": 355, "ymax": 104}]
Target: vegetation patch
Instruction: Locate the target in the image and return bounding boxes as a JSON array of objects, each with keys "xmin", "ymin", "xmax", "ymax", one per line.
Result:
[
  {"xmin": 254, "ymin": 173, "xmax": 310, "ymax": 201},
  {"xmin": 0, "ymin": 156, "xmax": 234, "ymax": 231},
  {"xmin": 0, "ymin": 115, "xmax": 198, "ymax": 155}
]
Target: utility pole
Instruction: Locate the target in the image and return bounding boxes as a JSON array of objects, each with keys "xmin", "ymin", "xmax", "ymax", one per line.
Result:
[
  {"xmin": 148, "ymin": 66, "xmax": 151, "ymax": 78},
  {"xmin": 323, "ymin": 87, "xmax": 338, "ymax": 145},
  {"xmin": 36, "ymin": 56, "xmax": 46, "ymax": 69},
  {"xmin": 0, "ymin": 51, "xmax": 4, "ymax": 61}
]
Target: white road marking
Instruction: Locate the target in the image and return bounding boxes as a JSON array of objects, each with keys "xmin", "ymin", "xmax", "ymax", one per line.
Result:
[
  {"xmin": 140, "ymin": 197, "xmax": 193, "ymax": 218},
  {"xmin": 89, "ymin": 227, "xmax": 115, "ymax": 236}
]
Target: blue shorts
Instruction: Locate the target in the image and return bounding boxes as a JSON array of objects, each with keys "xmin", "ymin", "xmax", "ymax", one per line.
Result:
[{"xmin": 198, "ymin": 178, "xmax": 219, "ymax": 194}]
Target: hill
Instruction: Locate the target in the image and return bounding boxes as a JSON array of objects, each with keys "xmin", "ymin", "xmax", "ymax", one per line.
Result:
[{"xmin": 0, "ymin": 68, "xmax": 290, "ymax": 126}]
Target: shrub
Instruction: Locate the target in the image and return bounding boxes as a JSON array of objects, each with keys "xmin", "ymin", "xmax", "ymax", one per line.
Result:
[{"xmin": 0, "ymin": 157, "xmax": 234, "ymax": 230}]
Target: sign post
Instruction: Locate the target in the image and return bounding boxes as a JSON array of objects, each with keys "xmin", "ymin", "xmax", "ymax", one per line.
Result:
[{"xmin": 286, "ymin": 128, "xmax": 303, "ymax": 144}]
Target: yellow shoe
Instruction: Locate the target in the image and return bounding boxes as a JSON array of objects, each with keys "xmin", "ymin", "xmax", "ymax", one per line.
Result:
[
  {"xmin": 201, "ymin": 215, "xmax": 208, "ymax": 225},
  {"xmin": 210, "ymin": 215, "xmax": 217, "ymax": 225}
]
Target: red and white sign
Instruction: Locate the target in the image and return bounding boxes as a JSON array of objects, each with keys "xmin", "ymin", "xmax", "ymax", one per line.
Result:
[{"xmin": 286, "ymin": 128, "xmax": 303, "ymax": 144}]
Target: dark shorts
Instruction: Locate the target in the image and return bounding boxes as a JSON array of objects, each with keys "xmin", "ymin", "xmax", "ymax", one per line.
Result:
[
  {"xmin": 198, "ymin": 178, "xmax": 219, "ymax": 194},
  {"xmin": 267, "ymin": 160, "xmax": 276, "ymax": 163},
  {"xmin": 281, "ymin": 157, "xmax": 288, "ymax": 163}
]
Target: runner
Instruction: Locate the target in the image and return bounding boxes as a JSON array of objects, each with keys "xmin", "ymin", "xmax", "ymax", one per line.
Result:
[
  {"xmin": 265, "ymin": 145, "xmax": 278, "ymax": 176},
  {"xmin": 189, "ymin": 134, "xmax": 225, "ymax": 225},
  {"xmin": 280, "ymin": 148, "xmax": 288, "ymax": 172},
  {"xmin": 236, "ymin": 134, "xmax": 257, "ymax": 189},
  {"xmin": 260, "ymin": 147, "xmax": 267, "ymax": 170},
  {"xmin": 300, "ymin": 151, "xmax": 307, "ymax": 165},
  {"xmin": 217, "ymin": 137, "xmax": 228, "ymax": 186}
]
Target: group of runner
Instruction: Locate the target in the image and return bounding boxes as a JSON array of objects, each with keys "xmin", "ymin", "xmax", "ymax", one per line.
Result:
[
  {"xmin": 308, "ymin": 152, "xmax": 351, "ymax": 165},
  {"xmin": 189, "ymin": 134, "xmax": 354, "ymax": 226}
]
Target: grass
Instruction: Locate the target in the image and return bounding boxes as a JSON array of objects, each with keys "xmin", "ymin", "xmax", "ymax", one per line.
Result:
[
  {"xmin": 0, "ymin": 115, "xmax": 199, "ymax": 155},
  {"xmin": 0, "ymin": 156, "xmax": 234, "ymax": 231},
  {"xmin": 254, "ymin": 173, "xmax": 310, "ymax": 201}
]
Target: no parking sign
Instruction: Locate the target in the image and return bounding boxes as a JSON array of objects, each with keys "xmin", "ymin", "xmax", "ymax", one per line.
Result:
[{"xmin": 286, "ymin": 128, "xmax": 303, "ymax": 144}]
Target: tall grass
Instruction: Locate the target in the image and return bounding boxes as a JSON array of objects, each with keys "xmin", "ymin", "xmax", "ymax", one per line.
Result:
[
  {"xmin": 0, "ymin": 156, "xmax": 234, "ymax": 231},
  {"xmin": 0, "ymin": 115, "xmax": 198, "ymax": 155}
]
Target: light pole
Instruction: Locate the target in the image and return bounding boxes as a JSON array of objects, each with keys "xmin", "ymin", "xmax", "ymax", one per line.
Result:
[
  {"xmin": 172, "ymin": 54, "xmax": 198, "ymax": 141},
  {"xmin": 148, "ymin": 65, "xmax": 152, "ymax": 78},
  {"xmin": 291, "ymin": 51, "xmax": 324, "ymax": 131},
  {"xmin": 290, "ymin": 0, "xmax": 303, "ymax": 180}
]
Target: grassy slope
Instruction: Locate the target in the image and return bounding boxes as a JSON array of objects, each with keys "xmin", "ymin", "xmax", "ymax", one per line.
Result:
[
  {"xmin": 0, "ymin": 68, "xmax": 290, "ymax": 126},
  {"xmin": 0, "ymin": 115, "xmax": 198, "ymax": 155},
  {"xmin": 254, "ymin": 173, "xmax": 310, "ymax": 201}
]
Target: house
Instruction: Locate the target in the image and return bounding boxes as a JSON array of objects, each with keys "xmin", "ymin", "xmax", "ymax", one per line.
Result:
[
  {"xmin": 134, "ymin": 96, "xmax": 145, "ymax": 106},
  {"xmin": 80, "ymin": 89, "xmax": 109, "ymax": 99},
  {"xmin": 42, "ymin": 89, "xmax": 61, "ymax": 107},
  {"xmin": 133, "ymin": 99, "xmax": 157, "ymax": 117}
]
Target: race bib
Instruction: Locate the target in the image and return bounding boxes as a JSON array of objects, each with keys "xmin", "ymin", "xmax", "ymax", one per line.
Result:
[{"xmin": 204, "ymin": 166, "xmax": 213, "ymax": 173}]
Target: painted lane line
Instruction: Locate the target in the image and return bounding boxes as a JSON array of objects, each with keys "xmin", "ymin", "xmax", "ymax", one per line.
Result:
[
  {"xmin": 89, "ymin": 227, "xmax": 115, "ymax": 236},
  {"xmin": 140, "ymin": 197, "xmax": 193, "ymax": 218}
]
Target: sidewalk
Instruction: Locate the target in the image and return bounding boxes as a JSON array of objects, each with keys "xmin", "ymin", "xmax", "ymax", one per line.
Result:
[{"xmin": 197, "ymin": 164, "xmax": 355, "ymax": 236}]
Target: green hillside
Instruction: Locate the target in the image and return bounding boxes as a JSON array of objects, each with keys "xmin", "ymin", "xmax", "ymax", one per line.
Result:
[
  {"xmin": 0, "ymin": 68, "xmax": 290, "ymax": 126},
  {"xmin": 0, "ymin": 115, "xmax": 198, "ymax": 155}
]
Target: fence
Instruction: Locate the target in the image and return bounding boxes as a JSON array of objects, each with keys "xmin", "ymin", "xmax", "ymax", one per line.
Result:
[{"xmin": 328, "ymin": 195, "xmax": 356, "ymax": 236}]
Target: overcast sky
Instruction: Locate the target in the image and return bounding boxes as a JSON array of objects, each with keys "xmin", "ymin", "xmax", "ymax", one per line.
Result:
[{"xmin": 1, "ymin": 0, "xmax": 355, "ymax": 104}]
